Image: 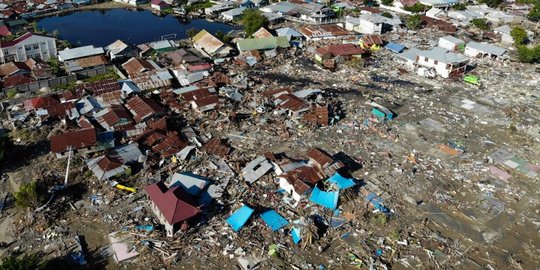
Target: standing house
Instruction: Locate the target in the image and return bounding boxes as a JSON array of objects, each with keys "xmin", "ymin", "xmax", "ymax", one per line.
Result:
[
  {"xmin": 314, "ymin": 43, "xmax": 365, "ymax": 69},
  {"xmin": 438, "ymin": 36, "xmax": 465, "ymax": 52},
  {"xmin": 85, "ymin": 143, "xmax": 142, "ymax": 180},
  {"xmin": 192, "ymin": 30, "xmax": 232, "ymax": 58},
  {"xmin": 144, "ymin": 182, "xmax": 201, "ymax": 237},
  {"xmin": 0, "ymin": 32, "xmax": 57, "ymax": 63},
  {"xmin": 345, "ymin": 14, "xmax": 401, "ymax": 35},
  {"xmin": 150, "ymin": 0, "xmax": 170, "ymax": 11},
  {"xmin": 50, "ymin": 128, "xmax": 98, "ymax": 157},
  {"xmin": 416, "ymin": 47, "xmax": 469, "ymax": 78},
  {"xmin": 125, "ymin": 96, "xmax": 165, "ymax": 123},
  {"xmin": 105, "ymin": 40, "xmax": 138, "ymax": 60},
  {"xmin": 221, "ymin": 7, "xmax": 246, "ymax": 21},
  {"xmin": 236, "ymin": 36, "xmax": 290, "ymax": 53},
  {"xmin": 464, "ymin": 41, "xmax": 507, "ymax": 59},
  {"xmin": 58, "ymin": 45, "xmax": 105, "ymax": 62}
]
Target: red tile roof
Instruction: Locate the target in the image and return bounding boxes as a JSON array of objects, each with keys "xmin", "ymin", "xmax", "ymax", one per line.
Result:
[
  {"xmin": 50, "ymin": 128, "xmax": 97, "ymax": 153},
  {"xmin": 144, "ymin": 182, "xmax": 200, "ymax": 225},
  {"xmin": 97, "ymin": 156, "xmax": 123, "ymax": 171},
  {"xmin": 0, "ymin": 32, "xmax": 34, "ymax": 48},
  {"xmin": 23, "ymin": 95, "xmax": 60, "ymax": 111},
  {"xmin": 125, "ymin": 96, "xmax": 164, "ymax": 123},
  {"xmin": 0, "ymin": 26, "xmax": 12, "ymax": 37}
]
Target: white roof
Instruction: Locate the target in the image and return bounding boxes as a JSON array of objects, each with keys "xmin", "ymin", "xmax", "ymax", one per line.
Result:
[
  {"xmin": 58, "ymin": 45, "xmax": 105, "ymax": 61},
  {"xmin": 466, "ymin": 41, "xmax": 506, "ymax": 56},
  {"xmin": 440, "ymin": 35, "xmax": 464, "ymax": 44},
  {"xmin": 169, "ymin": 172, "xmax": 210, "ymax": 195},
  {"xmin": 418, "ymin": 47, "xmax": 469, "ymax": 64}
]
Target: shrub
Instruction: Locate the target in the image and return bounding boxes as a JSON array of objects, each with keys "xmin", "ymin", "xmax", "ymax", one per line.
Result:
[{"xmin": 470, "ymin": 18, "xmax": 489, "ymax": 30}]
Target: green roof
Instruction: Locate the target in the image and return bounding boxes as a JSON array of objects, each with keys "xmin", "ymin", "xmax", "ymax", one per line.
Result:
[{"xmin": 237, "ymin": 36, "xmax": 290, "ymax": 52}]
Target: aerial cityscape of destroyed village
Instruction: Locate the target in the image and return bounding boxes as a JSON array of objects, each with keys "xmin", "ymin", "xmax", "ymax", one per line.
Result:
[{"xmin": 0, "ymin": 0, "xmax": 539, "ymax": 268}]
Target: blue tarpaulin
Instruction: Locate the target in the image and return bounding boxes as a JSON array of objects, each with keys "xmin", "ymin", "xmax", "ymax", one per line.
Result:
[
  {"xmin": 260, "ymin": 210, "xmax": 289, "ymax": 231},
  {"xmin": 366, "ymin": 193, "xmax": 390, "ymax": 214},
  {"xmin": 227, "ymin": 205, "xmax": 254, "ymax": 232},
  {"xmin": 385, "ymin": 42, "xmax": 405, "ymax": 53},
  {"xmin": 309, "ymin": 187, "xmax": 339, "ymax": 209},
  {"xmin": 328, "ymin": 173, "xmax": 356, "ymax": 189},
  {"xmin": 291, "ymin": 228, "xmax": 301, "ymax": 244}
]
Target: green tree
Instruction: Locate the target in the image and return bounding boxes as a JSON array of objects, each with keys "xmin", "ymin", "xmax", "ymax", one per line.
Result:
[
  {"xmin": 510, "ymin": 26, "xmax": 528, "ymax": 45},
  {"xmin": 470, "ymin": 18, "xmax": 489, "ymax": 30},
  {"xmin": 528, "ymin": 5, "xmax": 540, "ymax": 21},
  {"xmin": 186, "ymin": 28, "xmax": 200, "ymax": 39},
  {"xmin": 14, "ymin": 181, "xmax": 41, "ymax": 208},
  {"xmin": 516, "ymin": 45, "xmax": 540, "ymax": 63},
  {"xmin": 452, "ymin": 2, "xmax": 467, "ymax": 10},
  {"xmin": 381, "ymin": 0, "xmax": 394, "ymax": 5},
  {"xmin": 406, "ymin": 15, "xmax": 423, "ymax": 30},
  {"xmin": 478, "ymin": 0, "xmax": 503, "ymax": 7},
  {"xmin": 0, "ymin": 253, "xmax": 45, "ymax": 270},
  {"xmin": 381, "ymin": 12, "xmax": 393, "ymax": 18},
  {"xmin": 241, "ymin": 9, "xmax": 268, "ymax": 37},
  {"xmin": 404, "ymin": 3, "xmax": 428, "ymax": 13},
  {"xmin": 6, "ymin": 89, "xmax": 17, "ymax": 99},
  {"xmin": 0, "ymin": 135, "xmax": 12, "ymax": 163}
]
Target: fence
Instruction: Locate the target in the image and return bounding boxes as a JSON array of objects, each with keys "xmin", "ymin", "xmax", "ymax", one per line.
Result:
[{"xmin": 3, "ymin": 74, "xmax": 77, "ymax": 95}]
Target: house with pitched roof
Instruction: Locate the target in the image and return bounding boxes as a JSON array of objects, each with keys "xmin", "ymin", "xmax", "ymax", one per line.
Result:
[
  {"xmin": 125, "ymin": 96, "xmax": 165, "ymax": 123},
  {"xmin": 144, "ymin": 182, "xmax": 201, "ymax": 237},
  {"xmin": 0, "ymin": 32, "xmax": 57, "ymax": 63},
  {"xmin": 86, "ymin": 143, "xmax": 142, "ymax": 180},
  {"xmin": 192, "ymin": 30, "xmax": 232, "ymax": 58},
  {"xmin": 415, "ymin": 47, "xmax": 469, "ymax": 78}
]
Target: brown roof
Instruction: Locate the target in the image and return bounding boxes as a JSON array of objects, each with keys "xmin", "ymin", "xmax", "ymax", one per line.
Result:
[
  {"xmin": 181, "ymin": 88, "xmax": 219, "ymax": 109},
  {"xmin": 152, "ymin": 132, "xmax": 189, "ymax": 157},
  {"xmin": 421, "ymin": 16, "xmax": 457, "ymax": 33},
  {"xmin": 362, "ymin": 34, "xmax": 384, "ymax": 46},
  {"xmin": 307, "ymin": 148, "xmax": 333, "ymax": 168},
  {"xmin": 144, "ymin": 182, "xmax": 200, "ymax": 225},
  {"xmin": 192, "ymin": 30, "xmax": 225, "ymax": 55},
  {"xmin": 50, "ymin": 128, "xmax": 97, "ymax": 153},
  {"xmin": 277, "ymin": 94, "xmax": 307, "ymax": 112},
  {"xmin": 201, "ymin": 138, "xmax": 231, "ymax": 157},
  {"xmin": 122, "ymin": 58, "xmax": 156, "ymax": 77},
  {"xmin": 125, "ymin": 96, "xmax": 164, "ymax": 123},
  {"xmin": 252, "ymin": 27, "xmax": 274, "ymax": 39},
  {"xmin": 98, "ymin": 90, "xmax": 123, "ymax": 105},
  {"xmin": 97, "ymin": 156, "xmax": 123, "ymax": 171},
  {"xmin": 316, "ymin": 44, "xmax": 365, "ymax": 58},
  {"xmin": 78, "ymin": 78, "xmax": 120, "ymax": 96},
  {"xmin": 0, "ymin": 62, "xmax": 29, "ymax": 77},
  {"xmin": 297, "ymin": 25, "xmax": 350, "ymax": 39},
  {"xmin": 360, "ymin": 7, "xmax": 382, "ymax": 13},
  {"xmin": 282, "ymin": 165, "xmax": 325, "ymax": 194},
  {"xmin": 264, "ymin": 87, "xmax": 292, "ymax": 99},
  {"xmin": 44, "ymin": 102, "xmax": 76, "ymax": 119},
  {"xmin": 99, "ymin": 105, "xmax": 133, "ymax": 127},
  {"xmin": 73, "ymin": 55, "xmax": 108, "ymax": 68},
  {"xmin": 303, "ymin": 104, "xmax": 329, "ymax": 126},
  {"xmin": 2, "ymin": 73, "xmax": 34, "ymax": 88}
]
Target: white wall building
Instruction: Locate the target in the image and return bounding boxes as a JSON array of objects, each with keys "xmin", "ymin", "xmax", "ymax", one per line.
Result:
[
  {"xmin": 416, "ymin": 47, "xmax": 469, "ymax": 78},
  {"xmin": 438, "ymin": 35, "xmax": 465, "ymax": 51},
  {"xmin": 0, "ymin": 32, "xmax": 57, "ymax": 64}
]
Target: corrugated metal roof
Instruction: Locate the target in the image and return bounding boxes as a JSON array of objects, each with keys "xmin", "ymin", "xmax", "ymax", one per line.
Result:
[
  {"xmin": 50, "ymin": 128, "xmax": 97, "ymax": 153},
  {"xmin": 193, "ymin": 30, "xmax": 225, "ymax": 55},
  {"xmin": 58, "ymin": 45, "xmax": 104, "ymax": 61},
  {"xmin": 237, "ymin": 36, "xmax": 290, "ymax": 52},
  {"xmin": 466, "ymin": 41, "xmax": 506, "ymax": 56},
  {"xmin": 144, "ymin": 182, "xmax": 200, "ymax": 225}
]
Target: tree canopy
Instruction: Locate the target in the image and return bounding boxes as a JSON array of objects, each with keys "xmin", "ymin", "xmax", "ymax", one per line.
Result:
[
  {"xmin": 406, "ymin": 15, "xmax": 423, "ymax": 30},
  {"xmin": 241, "ymin": 9, "xmax": 269, "ymax": 37},
  {"xmin": 470, "ymin": 18, "xmax": 489, "ymax": 30},
  {"xmin": 0, "ymin": 253, "xmax": 45, "ymax": 270},
  {"xmin": 0, "ymin": 135, "xmax": 12, "ymax": 163},
  {"xmin": 510, "ymin": 26, "xmax": 528, "ymax": 45}
]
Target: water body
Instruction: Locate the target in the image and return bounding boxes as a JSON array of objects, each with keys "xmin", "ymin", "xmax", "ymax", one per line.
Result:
[{"xmin": 37, "ymin": 9, "xmax": 238, "ymax": 47}]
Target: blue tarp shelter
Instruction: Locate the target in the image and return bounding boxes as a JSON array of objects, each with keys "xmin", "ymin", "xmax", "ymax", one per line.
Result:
[
  {"xmin": 385, "ymin": 42, "xmax": 406, "ymax": 53},
  {"xmin": 309, "ymin": 187, "xmax": 339, "ymax": 209},
  {"xmin": 227, "ymin": 205, "xmax": 254, "ymax": 232},
  {"xmin": 260, "ymin": 210, "xmax": 289, "ymax": 231},
  {"xmin": 328, "ymin": 173, "xmax": 356, "ymax": 189}
]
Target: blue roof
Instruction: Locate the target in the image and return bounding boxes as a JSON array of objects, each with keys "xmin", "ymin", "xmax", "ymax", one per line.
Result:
[
  {"xmin": 328, "ymin": 173, "xmax": 356, "ymax": 189},
  {"xmin": 291, "ymin": 227, "xmax": 301, "ymax": 244},
  {"xmin": 260, "ymin": 210, "xmax": 289, "ymax": 231},
  {"xmin": 309, "ymin": 187, "xmax": 339, "ymax": 209},
  {"xmin": 227, "ymin": 205, "xmax": 254, "ymax": 232},
  {"xmin": 385, "ymin": 42, "xmax": 405, "ymax": 53}
]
